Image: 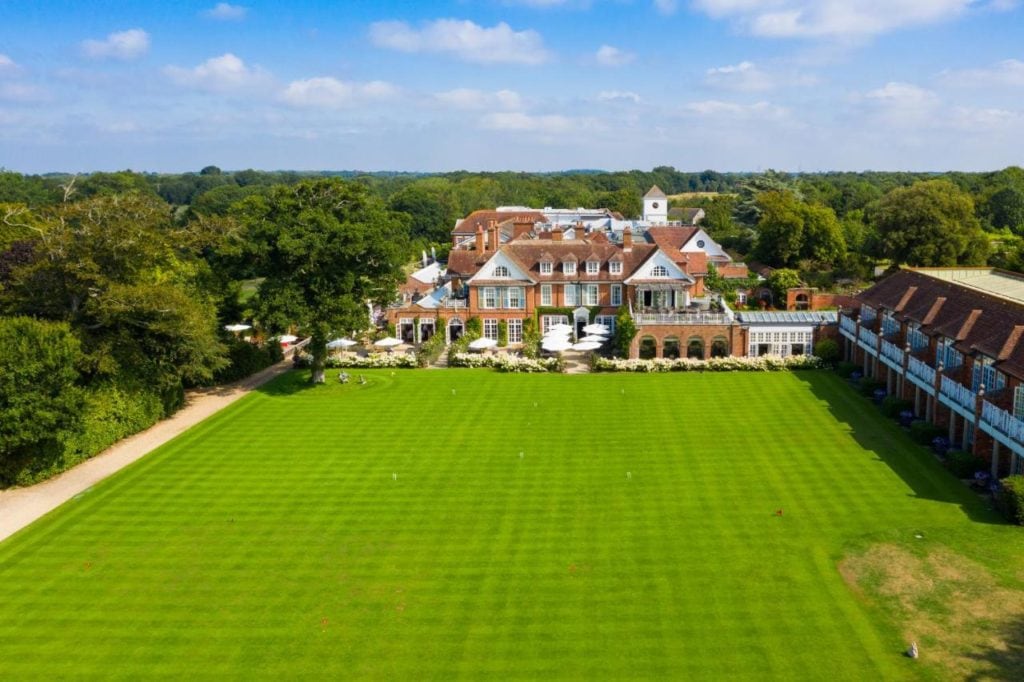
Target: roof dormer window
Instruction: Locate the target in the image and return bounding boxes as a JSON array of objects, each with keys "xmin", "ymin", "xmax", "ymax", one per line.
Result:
[
  {"xmin": 586, "ymin": 260, "xmax": 599, "ymax": 275},
  {"xmin": 564, "ymin": 261, "xmax": 577, "ymax": 276},
  {"xmin": 493, "ymin": 265, "xmax": 510, "ymax": 278},
  {"xmin": 609, "ymin": 261, "xmax": 622, "ymax": 275},
  {"xmin": 540, "ymin": 261, "xmax": 552, "ymax": 275}
]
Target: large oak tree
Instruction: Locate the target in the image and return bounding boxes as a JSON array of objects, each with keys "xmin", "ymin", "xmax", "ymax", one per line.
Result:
[{"xmin": 233, "ymin": 179, "xmax": 408, "ymax": 383}]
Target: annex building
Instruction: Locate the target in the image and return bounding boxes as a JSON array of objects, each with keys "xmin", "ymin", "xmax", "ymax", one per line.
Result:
[
  {"xmin": 387, "ymin": 187, "xmax": 837, "ymax": 360},
  {"xmin": 840, "ymin": 267, "xmax": 1024, "ymax": 478}
]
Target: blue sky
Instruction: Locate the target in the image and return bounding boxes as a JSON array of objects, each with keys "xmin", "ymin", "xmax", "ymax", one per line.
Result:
[{"xmin": 1, "ymin": 0, "xmax": 1022, "ymax": 173}]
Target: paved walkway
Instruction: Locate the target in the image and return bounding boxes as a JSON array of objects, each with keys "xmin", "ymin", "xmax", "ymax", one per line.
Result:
[{"xmin": 0, "ymin": 359, "xmax": 295, "ymax": 544}]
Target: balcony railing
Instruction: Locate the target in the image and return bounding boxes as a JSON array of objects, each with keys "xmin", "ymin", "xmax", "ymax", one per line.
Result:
[
  {"xmin": 940, "ymin": 375, "xmax": 977, "ymax": 414},
  {"xmin": 907, "ymin": 356, "xmax": 936, "ymax": 389},
  {"xmin": 857, "ymin": 326, "xmax": 878, "ymax": 352},
  {"xmin": 839, "ymin": 314, "xmax": 857, "ymax": 337},
  {"xmin": 981, "ymin": 401, "xmax": 1024, "ymax": 450},
  {"xmin": 634, "ymin": 312, "xmax": 733, "ymax": 325},
  {"xmin": 880, "ymin": 339, "xmax": 904, "ymax": 368},
  {"xmin": 442, "ymin": 298, "xmax": 468, "ymax": 309}
]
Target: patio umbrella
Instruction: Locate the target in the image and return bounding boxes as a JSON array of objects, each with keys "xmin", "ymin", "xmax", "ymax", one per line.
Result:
[
  {"xmin": 278, "ymin": 334, "xmax": 298, "ymax": 344},
  {"xmin": 224, "ymin": 324, "xmax": 252, "ymax": 333},
  {"xmin": 582, "ymin": 323, "xmax": 610, "ymax": 335},
  {"xmin": 572, "ymin": 341, "xmax": 603, "ymax": 351},
  {"xmin": 547, "ymin": 323, "xmax": 574, "ymax": 334},
  {"xmin": 374, "ymin": 337, "xmax": 403, "ymax": 348},
  {"xmin": 327, "ymin": 338, "xmax": 357, "ymax": 349},
  {"xmin": 542, "ymin": 331, "xmax": 571, "ymax": 340},
  {"xmin": 541, "ymin": 338, "xmax": 573, "ymax": 352},
  {"xmin": 580, "ymin": 334, "xmax": 608, "ymax": 343},
  {"xmin": 468, "ymin": 337, "xmax": 498, "ymax": 350}
]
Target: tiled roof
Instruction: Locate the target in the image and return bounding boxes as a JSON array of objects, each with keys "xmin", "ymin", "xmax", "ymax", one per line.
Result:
[
  {"xmin": 858, "ymin": 268, "xmax": 1024, "ymax": 380},
  {"xmin": 505, "ymin": 239, "xmax": 656, "ymax": 282},
  {"xmin": 451, "ymin": 210, "xmax": 547, "ymax": 236},
  {"xmin": 644, "ymin": 185, "xmax": 667, "ymax": 199}
]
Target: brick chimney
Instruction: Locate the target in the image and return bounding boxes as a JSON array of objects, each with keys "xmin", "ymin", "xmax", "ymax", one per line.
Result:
[
  {"xmin": 475, "ymin": 225, "xmax": 485, "ymax": 252},
  {"xmin": 622, "ymin": 227, "xmax": 632, "ymax": 252},
  {"xmin": 552, "ymin": 226, "xmax": 563, "ymax": 242},
  {"xmin": 513, "ymin": 220, "xmax": 533, "ymax": 240},
  {"xmin": 489, "ymin": 224, "xmax": 500, "ymax": 251}
]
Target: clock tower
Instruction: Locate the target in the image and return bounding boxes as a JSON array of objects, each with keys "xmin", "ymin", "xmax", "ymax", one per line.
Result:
[{"xmin": 643, "ymin": 185, "xmax": 668, "ymax": 223}]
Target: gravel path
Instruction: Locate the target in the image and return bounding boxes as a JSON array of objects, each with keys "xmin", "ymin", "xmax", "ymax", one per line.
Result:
[{"xmin": 0, "ymin": 360, "xmax": 294, "ymax": 544}]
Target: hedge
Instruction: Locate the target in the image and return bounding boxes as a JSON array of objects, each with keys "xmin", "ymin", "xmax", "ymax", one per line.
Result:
[{"xmin": 997, "ymin": 476, "xmax": 1024, "ymax": 525}]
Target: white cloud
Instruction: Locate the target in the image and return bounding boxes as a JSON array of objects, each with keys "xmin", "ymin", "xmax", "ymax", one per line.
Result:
[
  {"xmin": 434, "ymin": 88, "xmax": 523, "ymax": 110},
  {"xmin": 81, "ymin": 28, "xmax": 150, "ymax": 60},
  {"xmin": 940, "ymin": 59, "xmax": 1024, "ymax": 88},
  {"xmin": 480, "ymin": 111, "xmax": 598, "ymax": 134},
  {"xmin": 280, "ymin": 77, "xmax": 398, "ymax": 108},
  {"xmin": 595, "ymin": 45, "xmax": 635, "ymax": 67},
  {"xmin": 202, "ymin": 3, "xmax": 248, "ymax": 21},
  {"xmin": 164, "ymin": 53, "xmax": 271, "ymax": 93},
  {"xmin": 705, "ymin": 60, "xmax": 818, "ymax": 91},
  {"xmin": 368, "ymin": 19, "xmax": 550, "ymax": 65},
  {"xmin": 682, "ymin": 99, "xmax": 788, "ymax": 119},
  {"xmin": 653, "ymin": 0, "xmax": 679, "ymax": 15},
  {"xmin": 857, "ymin": 81, "xmax": 940, "ymax": 127},
  {"xmin": 691, "ymin": 1, "xmax": 998, "ymax": 39},
  {"xmin": 597, "ymin": 90, "xmax": 642, "ymax": 103},
  {"xmin": 864, "ymin": 81, "xmax": 938, "ymax": 105},
  {"xmin": 0, "ymin": 54, "xmax": 17, "ymax": 75}
]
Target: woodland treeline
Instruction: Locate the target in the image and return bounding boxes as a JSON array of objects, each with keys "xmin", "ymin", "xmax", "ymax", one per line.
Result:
[{"xmin": 2, "ymin": 165, "xmax": 1023, "ymax": 486}]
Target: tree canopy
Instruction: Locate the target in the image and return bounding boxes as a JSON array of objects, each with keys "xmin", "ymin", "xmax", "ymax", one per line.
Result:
[
  {"xmin": 233, "ymin": 179, "xmax": 409, "ymax": 382},
  {"xmin": 869, "ymin": 179, "xmax": 989, "ymax": 266}
]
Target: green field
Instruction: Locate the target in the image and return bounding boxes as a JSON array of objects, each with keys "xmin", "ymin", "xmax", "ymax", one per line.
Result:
[{"xmin": 1, "ymin": 370, "xmax": 1022, "ymax": 680}]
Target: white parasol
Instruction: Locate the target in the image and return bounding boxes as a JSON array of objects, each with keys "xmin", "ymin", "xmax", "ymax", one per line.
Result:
[
  {"xmin": 547, "ymin": 323, "xmax": 574, "ymax": 334},
  {"xmin": 278, "ymin": 334, "xmax": 298, "ymax": 344},
  {"xmin": 468, "ymin": 337, "xmax": 498, "ymax": 350},
  {"xmin": 580, "ymin": 334, "xmax": 608, "ymax": 343},
  {"xmin": 541, "ymin": 338, "xmax": 573, "ymax": 352},
  {"xmin": 572, "ymin": 341, "xmax": 603, "ymax": 351},
  {"xmin": 582, "ymin": 323, "xmax": 610, "ymax": 335},
  {"xmin": 374, "ymin": 337, "xmax": 403, "ymax": 348},
  {"xmin": 327, "ymin": 338, "xmax": 358, "ymax": 349},
  {"xmin": 224, "ymin": 324, "xmax": 252, "ymax": 333}
]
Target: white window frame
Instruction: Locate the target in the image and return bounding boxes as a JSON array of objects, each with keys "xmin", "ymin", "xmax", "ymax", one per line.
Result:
[
  {"xmin": 493, "ymin": 265, "xmax": 510, "ymax": 278},
  {"xmin": 610, "ymin": 284, "xmax": 622, "ymax": 306},
  {"xmin": 596, "ymin": 315, "xmax": 616, "ymax": 334},
  {"xmin": 1014, "ymin": 385, "xmax": 1024, "ymax": 421},
  {"xmin": 540, "ymin": 261, "xmax": 552, "ymax": 275},
  {"xmin": 506, "ymin": 287, "xmax": 524, "ymax": 310},
  {"xmin": 586, "ymin": 260, "xmax": 599, "ymax": 275},
  {"xmin": 582, "ymin": 284, "xmax": 599, "ymax": 306},
  {"xmin": 507, "ymin": 319, "xmax": 523, "ymax": 344},
  {"xmin": 483, "ymin": 318, "xmax": 499, "ymax": 341},
  {"xmin": 564, "ymin": 261, "xmax": 577, "ymax": 276},
  {"xmin": 540, "ymin": 284, "xmax": 552, "ymax": 306},
  {"xmin": 481, "ymin": 287, "xmax": 497, "ymax": 309},
  {"xmin": 609, "ymin": 261, "xmax": 622, "ymax": 275},
  {"xmin": 564, "ymin": 284, "xmax": 578, "ymax": 306},
  {"xmin": 651, "ymin": 265, "xmax": 668, "ymax": 277}
]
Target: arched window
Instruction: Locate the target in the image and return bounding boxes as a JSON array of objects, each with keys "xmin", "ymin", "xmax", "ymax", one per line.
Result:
[
  {"xmin": 493, "ymin": 265, "xmax": 510, "ymax": 277},
  {"xmin": 710, "ymin": 337, "xmax": 729, "ymax": 358},
  {"xmin": 687, "ymin": 337, "xmax": 705, "ymax": 359},
  {"xmin": 663, "ymin": 337, "xmax": 680, "ymax": 359},
  {"xmin": 651, "ymin": 265, "xmax": 669, "ymax": 277},
  {"xmin": 639, "ymin": 336, "xmax": 657, "ymax": 359}
]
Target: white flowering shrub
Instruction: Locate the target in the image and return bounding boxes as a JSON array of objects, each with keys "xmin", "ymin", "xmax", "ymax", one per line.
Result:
[
  {"xmin": 450, "ymin": 353, "xmax": 562, "ymax": 373},
  {"xmin": 293, "ymin": 352, "xmax": 417, "ymax": 369},
  {"xmin": 592, "ymin": 355, "xmax": 824, "ymax": 373}
]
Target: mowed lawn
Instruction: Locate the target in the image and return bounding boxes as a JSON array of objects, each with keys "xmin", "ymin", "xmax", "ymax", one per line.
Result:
[{"xmin": 0, "ymin": 370, "xmax": 1013, "ymax": 680}]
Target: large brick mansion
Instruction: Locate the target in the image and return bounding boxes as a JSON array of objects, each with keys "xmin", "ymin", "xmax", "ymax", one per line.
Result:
[{"xmin": 386, "ymin": 187, "xmax": 837, "ymax": 359}]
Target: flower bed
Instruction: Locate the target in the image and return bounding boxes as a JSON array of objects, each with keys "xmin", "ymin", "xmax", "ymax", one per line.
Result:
[
  {"xmin": 293, "ymin": 352, "xmax": 417, "ymax": 369},
  {"xmin": 449, "ymin": 353, "xmax": 562, "ymax": 373},
  {"xmin": 592, "ymin": 355, "xmax": 825, "ymax": 373}
]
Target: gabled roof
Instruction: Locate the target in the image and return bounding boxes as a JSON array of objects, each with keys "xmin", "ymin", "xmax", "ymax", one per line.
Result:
[
  {"xmin": 857, "ymin": 268, "xmax": 1024, "ymax": 381},
  {"xmin": 644, "ymin": 185, "xmax": 667, "ymax": 200}
]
